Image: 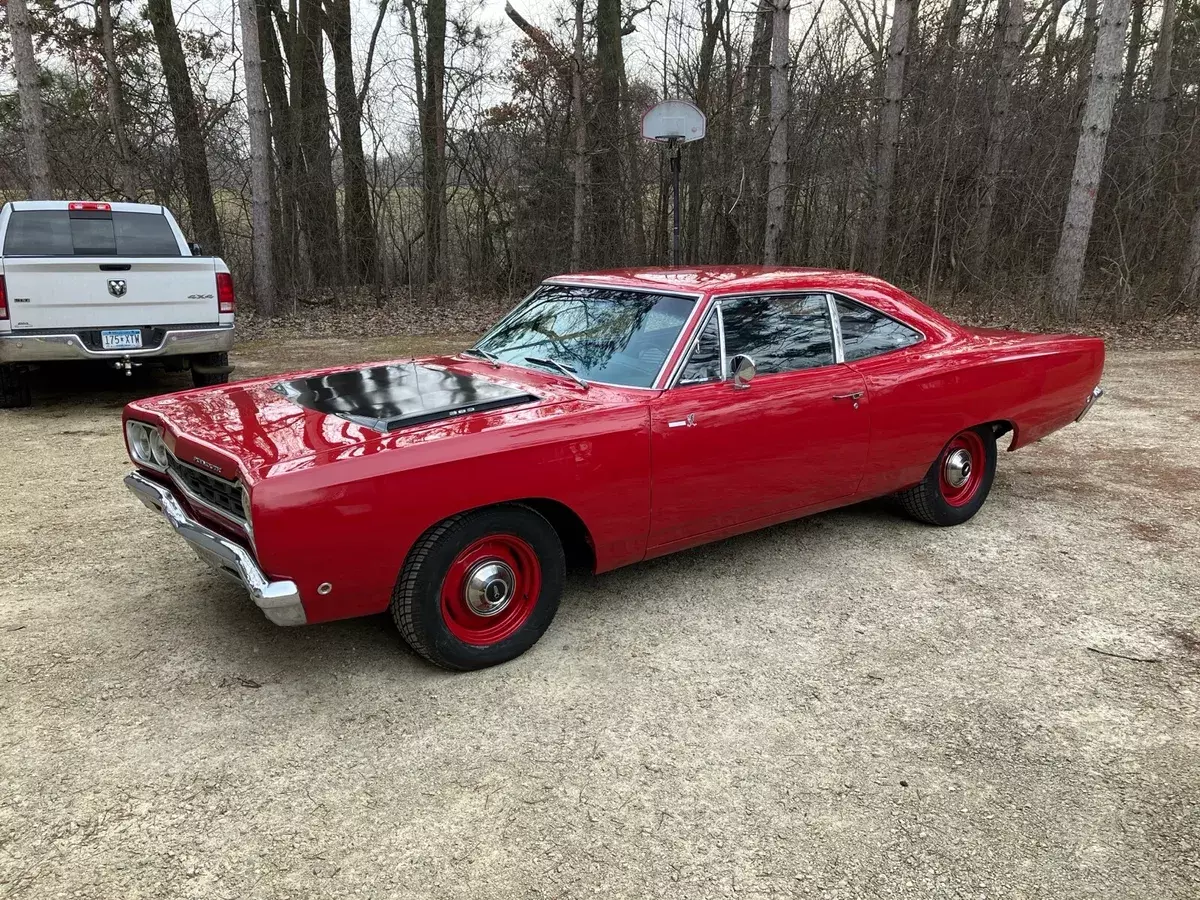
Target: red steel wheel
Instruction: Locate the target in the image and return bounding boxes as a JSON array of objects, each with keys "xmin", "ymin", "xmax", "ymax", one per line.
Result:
[
  {"xmin": 938, "ymin": 429, "xmax": 987, "ymax": 507},
  {"xmin": 439, "ymin": 534, "xmax": 543, "ymax": 646}
]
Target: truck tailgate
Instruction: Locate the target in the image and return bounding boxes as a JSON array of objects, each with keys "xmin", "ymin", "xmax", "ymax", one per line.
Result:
[{"xmin": 3, "ymin": 257, "xmax": 220, "ymax": 330}]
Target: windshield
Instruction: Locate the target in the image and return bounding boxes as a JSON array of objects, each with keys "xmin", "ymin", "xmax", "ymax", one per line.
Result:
[{"xmin": 475, "ymin": 284, "xmax": 696, "ymax": 388}]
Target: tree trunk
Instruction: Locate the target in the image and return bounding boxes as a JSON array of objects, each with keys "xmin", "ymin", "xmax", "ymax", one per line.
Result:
[
  {"xmin": 1180, "ymin": 198, "xmax": 1200, "ymax": 306},
  {"xmin": 684, "ymin": 0, "xmax": 730, "ymax": 263},
  {"xmin": 1049, "ymin": 0, "xmax": 1131, "ymax": 319},
  {"xmin": 421, "ymin": 0, "xmax": 447, "ymax": 283},
  {"xmin": 1078, "ymin": 0, "xmax": 1098, "ymax": 86},
  {"xmin": 967, "ymin": 0, "xmax": 1024, "ymax": 281},
  {"xmin": 592, "ymin": 0, "xmax": 626, "ymax": 266},
  {"xmin": 237, "ymin": 0, "xmax": 277, "ymax": 315},
  {"xmin": 258, "ymin": 1, "xmax": 300, "ymax": 288},
  {"xmin": 762, "ymin": 0, "xmax": 790, "ymax": 265},
  {"xmin": 325, "ymin": 0, "xmax": 377, "ymax": 283},
  {"xmin": 98, "ymin": 0, "xmax": 137, "ymax": 200},
  {"xmin": 292, "ymin": 0, "xmax": 343, "ymax": 284},
  {"xmin": 8, "ymin": 0, "xmax": 52, "ymax": 198},
  {"xmin": 146, "ymin": 0, "xmax": 223, "ymax": 253},
  {"xmin": 1142, "ymin": 0, "xmax": 1175, "ymax": 172},
  {"xmin": 571, "ymin": 0, "xmax": 587, "ymax": 271},
  {"xmin": 863, "ymin": 0, "xmax": 917, "ymax": 274},
  {"xmin": 1120, "ymin": 0, "xmax": 1144, "ymax": 105}
]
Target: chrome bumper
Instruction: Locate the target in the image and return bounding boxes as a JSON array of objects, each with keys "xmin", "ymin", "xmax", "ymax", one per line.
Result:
[
  {"xmin": 1075, "ymin": 385, "xmax": 1104, "ymax": 422},
  {"xmin": 124, "ymin": 471, "xmax": 306, "ymax": 626},
  {"xmin": 0, "ymin": 325, "xmax": 234, "ymax": 363}
]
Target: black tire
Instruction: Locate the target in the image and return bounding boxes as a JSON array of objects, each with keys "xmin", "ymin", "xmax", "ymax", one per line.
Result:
[
  {"xmin": 896, "ymin": 425, "xmax": 997, "ymax": 526},
  {"xmin": 390, "ymin": 505, "xmax": 566, "ymax": 671},
  {"xmin": 0, "ymin": 364, "xmax": 32, "ymax": 409},
  {"xmin": 191, "ymin": 351, "xmax": 231, "ymax": 388}
]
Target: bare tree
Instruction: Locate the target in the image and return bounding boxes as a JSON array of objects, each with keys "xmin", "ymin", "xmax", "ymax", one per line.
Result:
[
  {"xmin": 593, "ymin": 0, "xmax": 626, "ymax": 265},
  {"xmin": 146, "ymin": 0, "xmax": 223, "ymax": 253},
  {"xmin": 1049, "ymin": 0, "xmax": 1132, "ymax": 318},
  {"xmin": 571, "ymin": 0, "xmax": 587, "ymax": 271},
  {"xmin": 7, "ymin": 0, "xmax": 52, "ymax": 198},
  {"xmin": 98, "ymin": 0, "xmax": 137, "ymax": 200},
  {"xmin": 326, "ymin": 0, "xmax": 378, "ymax": 283},
  {"xmin": 421, "ymin": 0, "xmax": 448, "ymax": 282},
  {"xmin": 967, "ymin": 0, "xmax": 1025, "ymax": 281},
  {"xmin": 237, "ymin": 0, "xmax": 276, "ymax": 315},
  {"xmin": 1142, "ymin": 0, "xmax": 1175, "ymax": 172},
  {"xmin": 1181, "ymin": 201, "xmax": 1200, "ymax": 306},
  {"xmin": 863, "ymin": 0, "xmax": 918, "ymax": 274},
  {"xmin": 763, "ymin": 0, "xmax": 790, "ymax": 265}
]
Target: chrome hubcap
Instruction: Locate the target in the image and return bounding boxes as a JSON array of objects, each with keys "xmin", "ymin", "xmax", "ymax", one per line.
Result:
[
  {"xmin": 944, "ymin": 449, "xmax": 973, "ymax": 488},
  {"xmin": 464, "ymin": 561, "xmax": 515, "ymax": 616}
]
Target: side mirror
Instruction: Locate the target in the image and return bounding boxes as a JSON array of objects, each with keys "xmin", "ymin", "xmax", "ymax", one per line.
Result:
[
  {"xmin": 188, "ymin": 241, "xmax": 204, "ymax": 256},
  {"xmin": 730, "ymin": 354, "xmax": 756, "ymax": 389}
]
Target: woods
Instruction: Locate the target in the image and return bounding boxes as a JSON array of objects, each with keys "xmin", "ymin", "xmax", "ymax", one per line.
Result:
[{"xmin": 3, "ymin": 0, "xmax": 1199, "ymax": 317}]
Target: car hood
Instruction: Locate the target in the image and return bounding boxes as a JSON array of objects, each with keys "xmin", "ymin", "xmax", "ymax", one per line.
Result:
[{"xmin": 126, "ymin": 356, "xmax": 609, "ymax": 483}]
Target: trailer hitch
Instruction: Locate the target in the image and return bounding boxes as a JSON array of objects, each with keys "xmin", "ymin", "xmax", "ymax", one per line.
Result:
[{"xmin": 112, "ymin": 356, "xmax": 142, "ymax": 377}]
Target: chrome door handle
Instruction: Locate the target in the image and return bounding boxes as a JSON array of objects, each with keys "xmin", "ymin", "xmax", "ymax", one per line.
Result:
[{"xmin": 667, "ymin": 413, "xmax": 697, "ymax": 428}]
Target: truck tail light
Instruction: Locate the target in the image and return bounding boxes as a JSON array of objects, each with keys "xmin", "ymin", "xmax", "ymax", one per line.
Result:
[
  {"xmin": 68, "ymin": 201, "xmax": 112, "ymax": 211},
  {"xmin": 217, "ymin": 272, "xmax": 236, "ymax": 314},
  {"xmin": 0, "ymin": 275, "xmax": 8, "ymax": 320}
]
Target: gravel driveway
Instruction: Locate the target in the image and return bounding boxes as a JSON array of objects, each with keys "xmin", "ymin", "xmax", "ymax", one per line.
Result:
[{"xmin": 1, "ymin": 341, "xmax": 1197, "ymax": 899}]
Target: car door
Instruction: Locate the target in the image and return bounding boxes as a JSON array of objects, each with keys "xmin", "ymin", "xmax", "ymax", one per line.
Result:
[{"xmin": 648, "ymin": 293, "xmax": 870, "ymax": 550}]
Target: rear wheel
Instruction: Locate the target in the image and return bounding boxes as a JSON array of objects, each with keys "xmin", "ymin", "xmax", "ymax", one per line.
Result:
[
  {"xmin": 896, "ymin": 426, "xmax": 997, "ymax": 526},
  {"xmin": 390, "ymin": 505, "xmax": 565, "ymax": 670},
  {"xmin": 191, "ymin": 351, "xmax": 231, "ymax": 388},
  {"xmin": 0, "ymin": 364, "xmax": 32, "ymax": 409}
]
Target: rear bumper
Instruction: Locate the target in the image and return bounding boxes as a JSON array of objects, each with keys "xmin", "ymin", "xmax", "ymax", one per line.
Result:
[
  {"xmin": 124, "ymin": 471, "xmax": 307, "ymax": 627},
  {"xmin": 0, "ymin": 325, "xmax": 233, "ymax": 363},
  {"xmin": 1075, "ymin": 385, "xmax": 1104, "ymax": 422}
]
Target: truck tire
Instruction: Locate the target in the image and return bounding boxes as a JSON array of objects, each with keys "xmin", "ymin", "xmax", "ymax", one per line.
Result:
[
  {"xmin": 896, "ymin": 426, "xmax": 997, "ymax": 526},
  {"xmin": 390, "ymin": 504, "xmax": 566, "ymax": 671},
  {"xmin": 191, "ymin": 352, "xmax": 231, "ymax": 388},
  {"xmin": 0, "ymin": 365, "xmax": 32, "ymax": 409}
]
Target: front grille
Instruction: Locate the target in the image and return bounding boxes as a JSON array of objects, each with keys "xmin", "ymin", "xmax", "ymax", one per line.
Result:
[{"xmin": 168, "ymin": 457, "xmax": 245, "ymax": 524}]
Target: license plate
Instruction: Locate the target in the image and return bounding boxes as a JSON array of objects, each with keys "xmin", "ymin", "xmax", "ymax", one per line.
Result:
[{"xmin": 101, "ymin": 329, "xmax": 142, "ymax": 350}]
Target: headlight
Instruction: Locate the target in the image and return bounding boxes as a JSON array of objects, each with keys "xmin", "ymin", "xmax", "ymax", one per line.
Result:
[{"xmin": 125, "ymin": 420, "xmax": 167, "ymax": 472}]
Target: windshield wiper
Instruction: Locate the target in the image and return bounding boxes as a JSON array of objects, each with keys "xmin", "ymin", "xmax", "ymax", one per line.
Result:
[
  {"xmin": 524, "ymin": 356, "xmax": 588, "ymax": 390},
  {"xmin": 461, "ymin": 347, "xmax": 500, "ymax": 368}
]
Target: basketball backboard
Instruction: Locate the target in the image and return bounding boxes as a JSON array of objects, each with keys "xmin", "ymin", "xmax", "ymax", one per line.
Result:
[{"xmin": 641, "ymin": 100, "xmax": 706, "ymax": 143}]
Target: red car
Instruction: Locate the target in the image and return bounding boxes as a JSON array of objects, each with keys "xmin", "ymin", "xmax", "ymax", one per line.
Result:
[{"xmin": 124, "ymin": 267, "xmax": 1104, "ymax": 669}]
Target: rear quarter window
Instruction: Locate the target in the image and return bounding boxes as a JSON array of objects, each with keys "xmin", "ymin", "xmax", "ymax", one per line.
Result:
[
  {"xmin": 835, "ymin": 297, "xmax": 922, "ymax": 361},
  {"xmin": 3, "ymin": 210, "xmax": 181, "ymax": 257}
]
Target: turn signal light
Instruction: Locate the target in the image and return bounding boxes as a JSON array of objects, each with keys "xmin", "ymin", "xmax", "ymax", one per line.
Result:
[
  {"xmin": 68, "ymin": 201, "xmax": 112, "ymax": 211},
  {"xmin": 217, "ymin": 272, "xmax": 236, "ymax": 314},
  {"xmin": 0, "ymin": 275, "xmax": 8, "ymax": 320}
]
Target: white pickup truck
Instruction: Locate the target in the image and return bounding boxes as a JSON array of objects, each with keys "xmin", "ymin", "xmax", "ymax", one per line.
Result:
[{"xmin": 0, "ymin": 200, "xmax": 235, "ymax": 408}]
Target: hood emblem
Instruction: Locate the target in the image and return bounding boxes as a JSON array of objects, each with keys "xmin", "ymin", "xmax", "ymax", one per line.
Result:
[
  {"xmin": 192, "ymin": 456, "xmax": 223, "ymax": 474},
  {"xmin": 108, "ymin": 279, "xmax": 127, "ymax": 297}
]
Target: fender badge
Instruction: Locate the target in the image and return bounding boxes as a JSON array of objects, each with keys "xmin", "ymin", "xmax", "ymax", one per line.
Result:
[{"xmin": 192, "ymin": 456, "xmax": 223, "ymax": 474}]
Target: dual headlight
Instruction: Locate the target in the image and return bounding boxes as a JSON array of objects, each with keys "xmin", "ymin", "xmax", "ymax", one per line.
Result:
[{"xmin": 125, "ymin": 419, "xmax": 171, "ymax": 472}]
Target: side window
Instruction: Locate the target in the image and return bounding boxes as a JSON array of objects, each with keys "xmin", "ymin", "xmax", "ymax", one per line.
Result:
[
  {"xmin": 678, "ymin": 312, "xmax": 722, "ymax": 384},
  {"xmin": 835, "ymin": 297, "xmax": 922, "ymax": 361},
  {"xmin": 720, "ymin": 294, "xmax": 835, "ymax": 375}
]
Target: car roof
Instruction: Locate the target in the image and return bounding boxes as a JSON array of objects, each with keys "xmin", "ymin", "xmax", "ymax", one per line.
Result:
[
  {"xmin": 544, "ymin": 266, "xmax": 896, "ymax": 297},
  {"xmin": 5, "ymin": 201, "xmax": 166, "ymax": 214}
]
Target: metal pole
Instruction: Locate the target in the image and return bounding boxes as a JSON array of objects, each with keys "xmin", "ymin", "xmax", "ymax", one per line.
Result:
[{"xmin": 671, "ymin": 141, "xmax": 681, "ymax": 266}]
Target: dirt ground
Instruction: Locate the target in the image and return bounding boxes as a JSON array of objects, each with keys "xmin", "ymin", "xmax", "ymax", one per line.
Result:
[{"xmin": 1, "ymin": 338, "xmax": 1197, "ymax": 900}]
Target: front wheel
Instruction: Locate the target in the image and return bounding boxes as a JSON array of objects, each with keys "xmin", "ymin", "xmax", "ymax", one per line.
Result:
[
  {"xmin": 390, "ymin": 505, "xmax": 566, "ymax": 670},
  {"xmin": 896, "ymin": 426, "xmax": 997, "ymax": 526}
]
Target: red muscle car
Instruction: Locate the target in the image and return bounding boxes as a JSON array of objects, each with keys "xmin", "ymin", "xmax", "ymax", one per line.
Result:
[{"xmin": 123, "ymin": 267, "xmax": 1104, "ymax": 670}]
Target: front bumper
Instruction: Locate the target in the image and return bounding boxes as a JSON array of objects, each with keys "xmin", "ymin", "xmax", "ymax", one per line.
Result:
[
  {"xmin": 0, "ymin": 325, "xmax": 234, "ymax": 363},
  {"xmin": 125, "ymin": 471, "xmax": 306, "ymax": 626},
  {"xmin": 1075, "ymin": 385, "xmax": 1104, "ymax": 422}
]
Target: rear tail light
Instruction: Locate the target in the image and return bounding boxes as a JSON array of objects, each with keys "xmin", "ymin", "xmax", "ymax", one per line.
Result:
[
  {"xmin": 68, "ymin": 201, "xmax": 112, "ymax": 211},
  {"xmin": 217, "ymin": 272, "xmax": 236, "ymax": 314},
  {"xmin": 0, "ymin": 275, "xmax": 8, "ymax": 320}
]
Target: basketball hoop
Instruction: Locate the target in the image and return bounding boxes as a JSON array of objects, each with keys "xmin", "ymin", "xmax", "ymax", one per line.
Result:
[{"xmin": 641, "ymin": 100, "xmax": 707, "ymax": 267}]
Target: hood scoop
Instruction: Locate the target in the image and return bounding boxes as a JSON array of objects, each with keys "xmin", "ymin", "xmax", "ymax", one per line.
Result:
[{"xmin": 273, "ymin": 362, "xmax": 539, "ymax": 432}]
